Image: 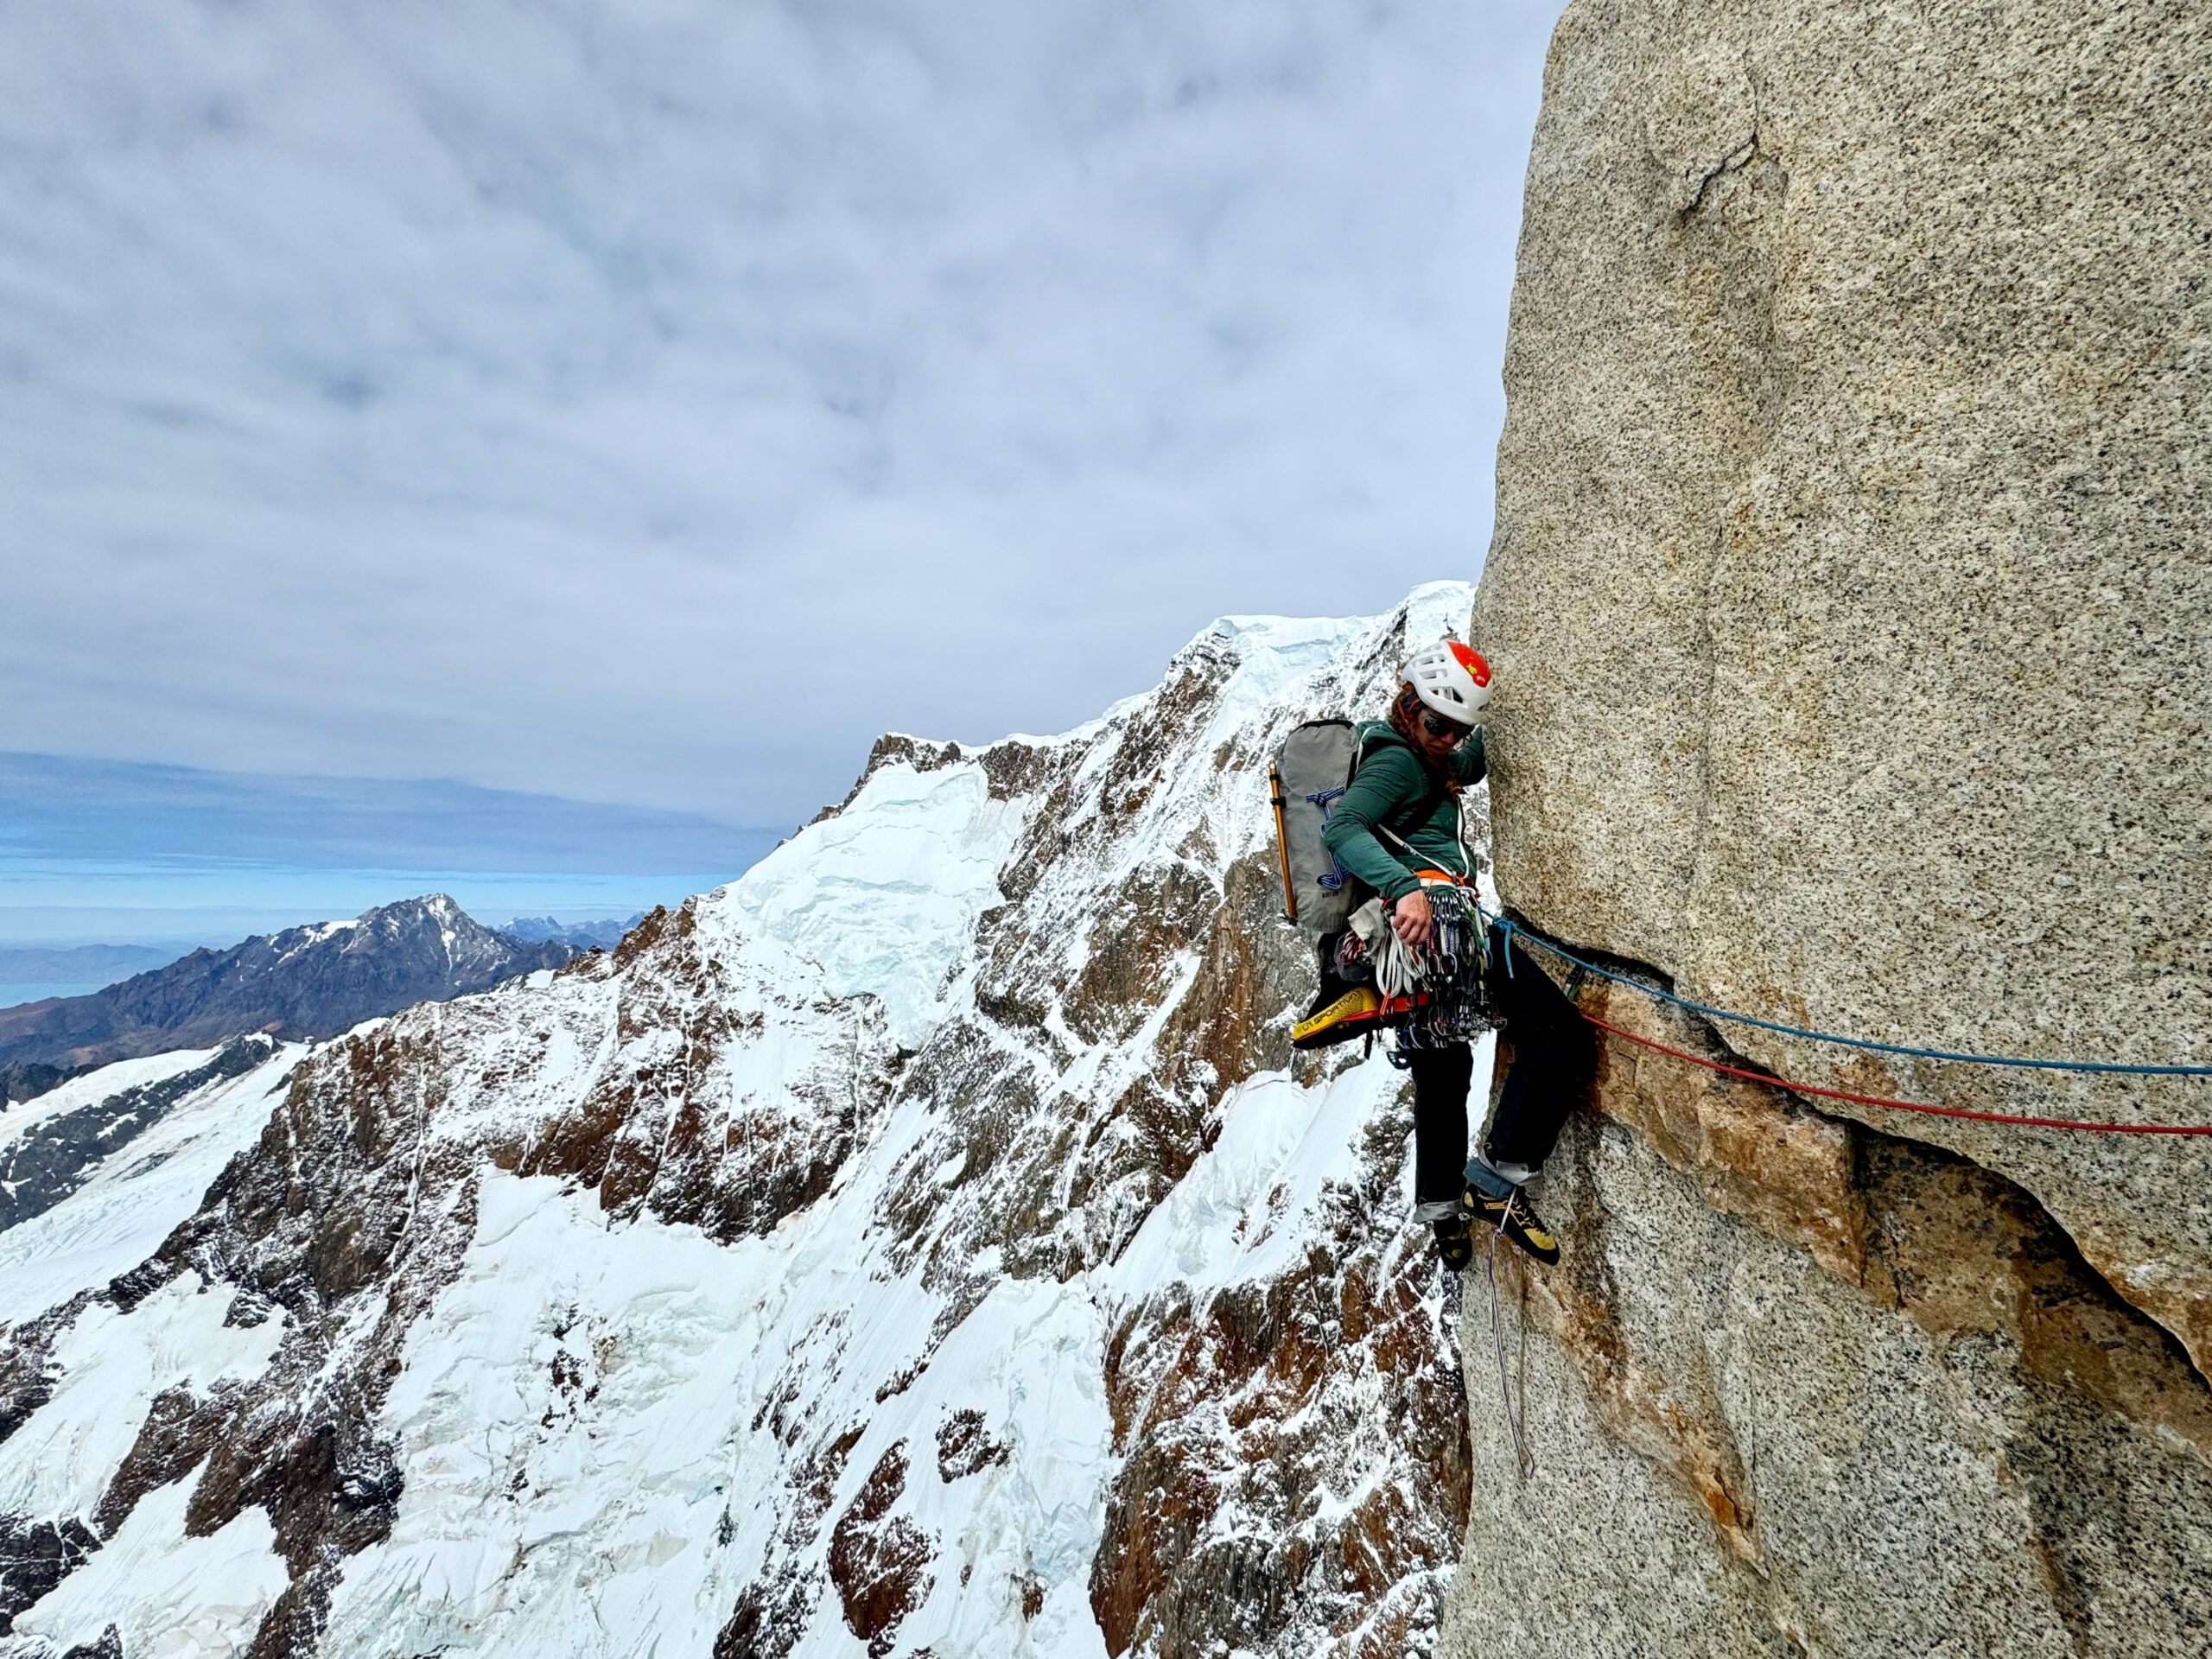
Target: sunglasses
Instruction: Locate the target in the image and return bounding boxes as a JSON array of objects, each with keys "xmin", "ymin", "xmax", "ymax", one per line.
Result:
[{"xmin": 1420, "ymin": 710, "xmax": 1472, "ymax": 741}]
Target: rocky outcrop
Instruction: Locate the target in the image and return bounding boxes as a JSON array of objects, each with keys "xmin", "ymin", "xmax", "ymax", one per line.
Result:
[
  {"xmin": 0, "ymin": 896, "xmax": 573, "ymax": 1090},
  {"xmin": 1450, "ymin": 1, "xmax": 2212, "ymax": 1654},
  {"xmin": 1446, "ymin": 981, "xmax": 2212, "ymax": 1657},
  {"xmin": 828, "ymin": 1442, "xmax": 934, "ymax": 1656},
  {"xmin": 1090, "ymin": 1094, "xmax": 1471, "ymax": 1659}
]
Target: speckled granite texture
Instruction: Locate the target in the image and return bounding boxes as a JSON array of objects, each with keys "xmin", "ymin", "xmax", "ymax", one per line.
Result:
[
  {"xmin": 1447, "ymin": 0, "xmax": 2212, "ymax": 1650},
  {"xmin": 1444, "ymin": 1089, "xmax": 2212, "ymax": 1658}
]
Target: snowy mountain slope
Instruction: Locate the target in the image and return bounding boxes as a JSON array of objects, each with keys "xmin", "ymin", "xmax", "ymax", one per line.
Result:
[
  {"xmin": 0, "ymin": 1048, "xmax": 225, "ymax": 1154},
  {"xmin": 0, "ymin": 1038, "xmax": 277, "ymax": 1236},
  {"xmin": 0, "ymin": 1040, "xmax": 302, "ymax": 1330},
  {"xmin": 0, "ymin": 1039, "xmax": 304, "ymax": 1633},
  {"xmin": 0, "ymin": 583, "xmax": 1484, "ymax": 1659}
]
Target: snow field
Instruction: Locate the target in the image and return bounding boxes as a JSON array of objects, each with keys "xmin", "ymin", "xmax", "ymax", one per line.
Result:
[
  {"xmin": 0, "ymin": 1044, "xmax": 302, "ymax": 1327},
  {"xmin": 316, "ymin": 1032, "xmax": 1462, "ymax": 1657},
  {"xmin": 0, "ymin": 1271, "xmax": 286, "ymax": 1523},
  {"xmin": 1106, "ymin": 1044, "xmax": 1491, "ymax": 1297},
  {"xmin": 5, "ymin": 1476, "xmax": 289, "ymax": 1659},
  {"xmin": 315, "ymin": 1165, "xmax": 1116, "ymax": 1658},
  {"xmin": 0, "ymin": 1046, "xmax": 304, "ymax": 1658},
  {"xmin": 319, "ymin": 1173, "xmax": 783, "ymax": 1655},
  {"xmin": 0, "ymin": 1046, "xmax": 219, "ymax": 1150},
  {"xmin": 696, "ymin": 760, "xmax": 1027, "ymax": 1049}
]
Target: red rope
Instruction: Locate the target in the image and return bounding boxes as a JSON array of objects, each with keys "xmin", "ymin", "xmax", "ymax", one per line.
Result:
[{"xmin": 1582, "ymin": 1012, "xmax": 2212, "ymax": 1136}]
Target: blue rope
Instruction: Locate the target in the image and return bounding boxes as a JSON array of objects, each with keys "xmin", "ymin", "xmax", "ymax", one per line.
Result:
[{"xmin": 1486, "ymin": 910, "xmax": 2212, "ymax": 1078}]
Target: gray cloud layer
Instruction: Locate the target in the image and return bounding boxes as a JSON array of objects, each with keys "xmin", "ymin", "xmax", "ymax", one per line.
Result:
[{"xmin": 2, "ymin": 0, "xmax": 1559, "ymax": 826}]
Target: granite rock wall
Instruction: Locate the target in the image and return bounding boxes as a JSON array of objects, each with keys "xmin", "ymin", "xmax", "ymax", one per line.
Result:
[{"xmin": 1448, "ymin": 1, "xmax": 2212, "ymax": 1651}]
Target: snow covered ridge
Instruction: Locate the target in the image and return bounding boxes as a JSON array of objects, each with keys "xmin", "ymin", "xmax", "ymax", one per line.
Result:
[{"xmin": 0, "ymin": 583, "xmax": 1484, "ymax": 1659}]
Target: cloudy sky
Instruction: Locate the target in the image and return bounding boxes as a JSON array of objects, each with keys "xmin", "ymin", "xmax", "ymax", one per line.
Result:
[{"xmin": 2, "ymin": 0, "xmax": 1561, "ymax": 944}]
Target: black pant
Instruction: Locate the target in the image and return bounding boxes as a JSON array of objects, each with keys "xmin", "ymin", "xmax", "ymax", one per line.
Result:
[
  {"xmin": 1407, "ymin": 1043, "xmax": 1472, "ymax": 1207},
  {"xmin": 1388, "ymin": 919, "xmax": 1596, "ymax": 1203},
  {"xmin": 1482, "ymin": 924, "xmax": 1593, "ymax": 1170}
]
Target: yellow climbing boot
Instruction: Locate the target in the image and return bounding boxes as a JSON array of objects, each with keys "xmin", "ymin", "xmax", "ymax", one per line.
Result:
[{"xmin": 1462, "ymin": 1183, "xmax": 1561, "ymax": 1265}]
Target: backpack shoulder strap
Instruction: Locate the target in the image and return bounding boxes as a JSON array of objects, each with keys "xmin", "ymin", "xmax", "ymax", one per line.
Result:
[{"xmin": 1348, "ymin": 721, "xmax": 1406, "ymax": 775}]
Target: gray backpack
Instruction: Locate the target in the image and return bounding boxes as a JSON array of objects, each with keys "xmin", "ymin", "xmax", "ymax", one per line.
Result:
[{"xmin": 1269, "ymin": 720, "xmax": 1408, "ymax": 938}]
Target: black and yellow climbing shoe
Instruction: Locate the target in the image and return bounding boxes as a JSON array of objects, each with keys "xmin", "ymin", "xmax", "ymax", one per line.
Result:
[
  {"xmin": 1432, "ymin": 1217, "xmax": 1475, "ymax": 1272},
  {"xmin": 1291, "ymin": 983, "xmax": 1383, "ymax": 1049},
  {"xmin": 1461, "ymin": 1183, "xmax": 1560, "ymax": 1266}
]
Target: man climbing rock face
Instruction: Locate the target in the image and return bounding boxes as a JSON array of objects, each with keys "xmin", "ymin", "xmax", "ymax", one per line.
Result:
[{"xmin": 1316, "ymin": 641, "xmax": 1591, "ymax": 1268}]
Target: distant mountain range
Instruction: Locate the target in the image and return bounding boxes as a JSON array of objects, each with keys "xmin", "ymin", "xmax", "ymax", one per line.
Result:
[
  {"xmin": 499, "ymin": 912, "xmax": 645, "ymax": 950},
  {"xmin": 0, "ymin": 896, "xmax": 577, "ymax": 1102}
]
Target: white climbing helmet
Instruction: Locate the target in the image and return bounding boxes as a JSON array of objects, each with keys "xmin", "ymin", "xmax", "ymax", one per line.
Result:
[{"xmin": 1402, "ymin": 640, "xmax": 1493, "ymax": 726}]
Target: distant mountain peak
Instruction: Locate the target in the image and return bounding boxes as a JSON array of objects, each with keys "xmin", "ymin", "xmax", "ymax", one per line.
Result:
[
  {"xmin": 0, "ymin": 896, "xmax": 574, "ymax": 1097},
  {"xmin": 498, "ymin": 912, "xmax": 647, "ymax": 950}
]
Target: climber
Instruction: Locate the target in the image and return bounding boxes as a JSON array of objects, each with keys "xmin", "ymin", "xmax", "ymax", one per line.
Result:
[{"xmin": 1315, "ymin": 641, "xmax": 1591, "ymax": 1270}]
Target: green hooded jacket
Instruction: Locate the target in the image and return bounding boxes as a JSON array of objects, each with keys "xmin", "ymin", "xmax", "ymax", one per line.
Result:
[{"xmin": 1319, "ymin": 720, "xmax": 1486, "ymax": 902}]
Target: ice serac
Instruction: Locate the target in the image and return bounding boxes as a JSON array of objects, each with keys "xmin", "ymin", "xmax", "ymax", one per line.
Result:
[
  {"xmin": 1447, "ymin": 3, "xmax": 2212, "ymax": 1656},
  {"xmin": 0, "ymin": 582, "xmax": 1485, "ymax": 1658}
]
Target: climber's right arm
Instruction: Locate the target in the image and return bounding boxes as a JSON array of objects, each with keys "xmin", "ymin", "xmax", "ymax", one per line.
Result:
[{"xmin": 1451, "ymin": 727, "xmax": 1487, "ymax": 787}]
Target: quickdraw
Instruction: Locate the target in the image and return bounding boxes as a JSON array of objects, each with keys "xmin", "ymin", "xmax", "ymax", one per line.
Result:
[{"xmin": 1368, "ymin": 880, "xmax": 1494, "ymax": 1064}]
